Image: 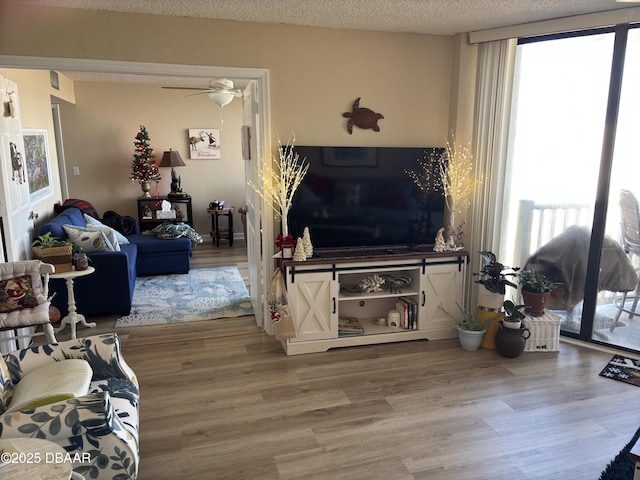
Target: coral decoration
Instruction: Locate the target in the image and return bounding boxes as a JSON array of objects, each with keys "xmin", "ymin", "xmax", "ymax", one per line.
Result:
[{"xmin": 130, "ymin": 125, "xmax": 161, "ymax": 183}]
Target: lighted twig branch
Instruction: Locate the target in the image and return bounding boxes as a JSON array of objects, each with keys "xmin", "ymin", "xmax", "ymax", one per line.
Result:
[
  {"xmin": 249, "ymin": 136, "xmax": 309, "ymax": 237},
  {"xmin": 405, "ymin": 136, "xmax": 481, "ymax": 250},
  {"xmin": 438, "ymin": 139, "xmax": 478, "ymax": 218}
]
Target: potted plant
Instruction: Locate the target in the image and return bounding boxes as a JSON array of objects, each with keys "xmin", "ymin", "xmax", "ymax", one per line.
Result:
[
  {"xmin": 517, "ymin": 269, "xmax": 564, "ymax": 316},
  {"xmin": 496, "ymin": 300, "xmax": 531, "ymax": 358},
  {"xmin": 440, "ymin": 303, "xmax": 501, "ymax": 351},
  {"xmin": 502, "ymin": 300, "xmax": 527, "ymax": 329},
  {"xmin": 31, "ymin": 232, "xmax": 74, "ymax": 272},
  {"xmin": 474, "ymin": 251, "xmax": 519, "ymax": 299}
]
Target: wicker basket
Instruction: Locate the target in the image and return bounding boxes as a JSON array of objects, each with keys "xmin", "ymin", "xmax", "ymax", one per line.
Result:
[
  {"xmin": 523, "ymin": 311, "xmax": 561, "ymax": 352},
  {"xmin": 32, "ymin": 245, "xmax": 73, "ymax": 273}
]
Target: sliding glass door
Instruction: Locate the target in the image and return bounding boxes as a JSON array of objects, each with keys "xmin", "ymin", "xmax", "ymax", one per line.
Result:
[
  {"xmin": 499, "ymin": 24, "xmax": 640, "ymax": 353},
  {"xmin": 597, "ymin": 27, "xmax": 640, "ymax": 349}
]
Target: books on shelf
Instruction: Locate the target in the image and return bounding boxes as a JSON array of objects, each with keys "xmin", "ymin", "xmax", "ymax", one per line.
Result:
[
  {"xmin": 339, "ymin": 316, "xmax": 365, "ymax": 336},
  {"xmin": 395, "ymin": 297, "xmax": 418, "ymax": 330}
]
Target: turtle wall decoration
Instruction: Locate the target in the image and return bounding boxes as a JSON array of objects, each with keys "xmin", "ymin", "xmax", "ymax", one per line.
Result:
[{"xmin": 342, "ymin": 97, "xmax": 384, "ymax": 134}]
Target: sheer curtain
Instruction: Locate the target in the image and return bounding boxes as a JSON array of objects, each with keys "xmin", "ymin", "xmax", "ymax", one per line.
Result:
[{"xmin": 467, "ymin": 39, "xmax": 517, "ymax": 307}]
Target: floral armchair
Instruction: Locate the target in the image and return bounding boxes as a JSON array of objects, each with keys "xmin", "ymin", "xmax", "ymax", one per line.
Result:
[{"xmin": 0, "ymin": 333, "xmax": 139, "ymax": 480}]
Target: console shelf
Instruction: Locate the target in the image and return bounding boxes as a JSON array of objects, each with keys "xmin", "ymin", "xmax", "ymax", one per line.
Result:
[{"xmin": 282, "ymin": 249, "xmax": 467, "ymax": 355}]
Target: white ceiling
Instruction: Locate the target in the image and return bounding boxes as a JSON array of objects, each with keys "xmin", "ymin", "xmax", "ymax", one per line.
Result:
[{"xmin": 19, "ymin": 0, "xmax": 639, "ymax": 36}]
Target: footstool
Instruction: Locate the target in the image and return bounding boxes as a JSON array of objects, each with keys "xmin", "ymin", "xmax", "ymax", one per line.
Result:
[{"xmin": 128, "ymin": 234, "xmax": 192, "ymax": 276}]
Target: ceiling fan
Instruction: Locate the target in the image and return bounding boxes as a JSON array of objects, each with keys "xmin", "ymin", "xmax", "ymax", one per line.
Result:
[{"xmin": 162, "ymin": 78, "xmax": 243, "ymax": 107}]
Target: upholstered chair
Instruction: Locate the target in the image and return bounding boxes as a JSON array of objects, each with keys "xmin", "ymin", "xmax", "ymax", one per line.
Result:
[{"xmin": 0, "ymin": 333, "xmax": 139, "ymax": 480}]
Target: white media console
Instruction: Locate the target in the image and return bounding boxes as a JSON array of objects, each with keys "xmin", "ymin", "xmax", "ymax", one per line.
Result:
[{"xmin": 282, "ymin": 247, "xmax": 468, "ymax": 355}]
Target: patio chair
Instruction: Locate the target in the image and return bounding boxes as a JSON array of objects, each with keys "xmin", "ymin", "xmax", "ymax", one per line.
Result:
[{"xmin": 612, "ymin": 189, "xmax": 640, "ymax": 331}]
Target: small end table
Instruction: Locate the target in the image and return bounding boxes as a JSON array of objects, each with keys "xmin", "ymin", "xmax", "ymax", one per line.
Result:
[
  {"xmin": 207, "ymin": 207, "xmax": 235, "ymax": 247},
  {"xmin": 51, "ymin": 267, "xmax": 97, "ymax": 339}
]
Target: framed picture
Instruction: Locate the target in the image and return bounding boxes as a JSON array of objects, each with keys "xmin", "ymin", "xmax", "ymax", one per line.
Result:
[
  {"xmin": 22, "ymin": 129, "xmax": 53, "ymax": 201},
  {"xmin": 188, "ymin": 128, "xmax": 221, "ymax": 159}
]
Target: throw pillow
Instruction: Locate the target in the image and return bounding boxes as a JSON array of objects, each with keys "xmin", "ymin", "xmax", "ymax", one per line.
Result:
[
  {"xmin": 6, "ymin": 359, "xmax": 93, "ymax": 413},
  {"xmin": 83, "ymin": 214, "xmax": 130, "ymax": 245},
  {"xmin": 63, "ymin": 225, "xmax": 115, "ymax": 253},
  {"xmin": 0, "ymin": 275, "xmax": 38, "ymax": 313},
  {"xmin": 0, "ymin": 356, "xmax": 13, "ymax": 415},
  {"xmin": 85, "ymin": 225, "xmax": 122, "ymax": 252}
]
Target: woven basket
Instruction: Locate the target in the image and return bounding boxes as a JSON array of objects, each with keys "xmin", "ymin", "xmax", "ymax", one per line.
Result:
[{"xmin": 32, "ymin": 245, "xmax": 73, "ymax": 273}]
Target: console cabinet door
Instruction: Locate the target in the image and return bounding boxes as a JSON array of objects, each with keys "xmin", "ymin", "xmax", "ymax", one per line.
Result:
[
  {"xmin": 287, "ymin": 271, "xmax": 339, "ymax": 342},
  {"xmin": 422, "ymin": 262, "xmax": 465, "ymax": 338}
]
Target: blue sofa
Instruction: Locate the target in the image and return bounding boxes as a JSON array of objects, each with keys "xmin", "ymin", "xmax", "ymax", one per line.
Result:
[{"xmin": 38, "ymin": 207, "xmax": 192, "ymax": 316}]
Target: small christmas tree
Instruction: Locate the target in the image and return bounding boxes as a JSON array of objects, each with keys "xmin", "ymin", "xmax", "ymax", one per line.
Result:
[{"xmin": 130, "ymin": 125, "xmax": 160, "ymax": 183}]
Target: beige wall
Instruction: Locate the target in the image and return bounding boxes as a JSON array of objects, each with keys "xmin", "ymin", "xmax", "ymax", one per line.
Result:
[
  {"xmin": 58, "ymin": 81, "xmax": 244, "ymax": 233},
  {"xmin": 0, "ymin": 2, "xmax": 476, "ymax": 238},
  {"xmin": 0, "ymin": 68, "xmax": 73, "ymax": 221}
]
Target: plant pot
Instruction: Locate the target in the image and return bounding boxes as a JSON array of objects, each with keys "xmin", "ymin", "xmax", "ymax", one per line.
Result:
[
  {"xmin": 477, "ymin": 285, "xmax": 504, "ymax": 310},
  {"xmin": 477, "ymin": 285, "xmax": 505, "ymax": 349},
  {"xmin": 457, "ymin": 327, "xmax": 486, "ymax": 351},
  {"xmin": 522, "ymin": 290, "xmax": 549, "ymax": 317},
  {"xmin": 495, "ymin": 321, "xmax": 531, "ymax": 358},
  {"xmin": 502, "ymin": 319, "xmax": 521, "ymax": 329}
]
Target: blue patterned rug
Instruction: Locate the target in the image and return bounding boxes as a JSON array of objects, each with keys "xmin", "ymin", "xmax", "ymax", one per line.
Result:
[{"xmin": 116, "ymin": 267, "xmax": 253, "ymax": 327}]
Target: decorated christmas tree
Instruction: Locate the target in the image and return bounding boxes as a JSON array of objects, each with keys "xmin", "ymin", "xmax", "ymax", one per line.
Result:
[{"xmin": 129, "ymin": 125, "xmax": 160, "ymax": 183}]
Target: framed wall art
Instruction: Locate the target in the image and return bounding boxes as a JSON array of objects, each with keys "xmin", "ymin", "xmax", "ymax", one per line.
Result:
[
  {"xmin": 188, "ymin": 128, "xmax": 221, "ymax": 159},
  {"xmin": 22, "ymin": 129, "xmax": 53, "ymax": 201}
]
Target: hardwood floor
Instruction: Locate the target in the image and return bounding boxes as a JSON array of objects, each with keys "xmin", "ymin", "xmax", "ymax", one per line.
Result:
[{"xmin": 67, "ymin": 240, "xmax": 640, "ymax": 479}]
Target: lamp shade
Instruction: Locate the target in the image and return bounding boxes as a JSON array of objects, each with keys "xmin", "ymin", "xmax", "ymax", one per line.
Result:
[
  {"xmin": 207, "ymin": 91, "xmax": 234, "ymax": 107},
  {"xmin": 159, "ymin": 150, "xmax": 186, "ymax": 168}
]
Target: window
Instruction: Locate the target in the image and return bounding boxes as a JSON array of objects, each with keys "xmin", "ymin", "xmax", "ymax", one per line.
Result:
[{"xmin": 500, "ymin": 24, "xmax": 640, "ymax": 352}]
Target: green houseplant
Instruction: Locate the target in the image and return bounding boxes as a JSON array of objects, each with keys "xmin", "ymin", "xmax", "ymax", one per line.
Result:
[
  {"xmin": 440, "ymin": 303, "xmax": 501, "ymax": 351},
  {"xmin": 31, "ymin": 232, "xmax": 74, "ymax": 272},
  {"xmin": 502, "ymin": 299, "xmax": 527, "ymax": 329},
  {"xmin": 473, "ymin": 251, "xmax": 519, "ymax": 296},
  {"xmin": 517, "ymin": 269, "xmax": 564, "ymax": 316}
]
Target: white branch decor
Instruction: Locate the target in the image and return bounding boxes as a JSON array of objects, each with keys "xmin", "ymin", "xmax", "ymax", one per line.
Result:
[
  {"xmin": 249, "ymin": 136, "xmax": 309, "ymax": 237},
  {"xmin": 438, "ymin": 138, "xmax": 479, "ymax": 220}
]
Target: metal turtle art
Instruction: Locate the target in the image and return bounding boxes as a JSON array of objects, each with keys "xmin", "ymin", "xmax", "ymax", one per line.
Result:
[{"xmin": 342, "ymin": 97, "xmax": 384, "ymax": 134}]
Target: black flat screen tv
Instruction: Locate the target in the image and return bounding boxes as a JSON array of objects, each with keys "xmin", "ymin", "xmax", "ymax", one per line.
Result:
[{"xmin": 287, "ymin": 146, "xmax": 445, "ymax": 249}]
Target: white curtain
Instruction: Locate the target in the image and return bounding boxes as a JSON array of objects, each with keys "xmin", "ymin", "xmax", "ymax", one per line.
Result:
[{"xmin": 467, "ymin": 38, "xmax": 517, "ymax": 308}]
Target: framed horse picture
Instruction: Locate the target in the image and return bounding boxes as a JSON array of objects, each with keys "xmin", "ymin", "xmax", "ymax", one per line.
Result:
[
  {"xmin": 188, "ymin": 128, "xmax": 221, "ymax": 159},
  {"xmin": 22, "ymin": 129, "xmax": 53, "ymax": 201}
]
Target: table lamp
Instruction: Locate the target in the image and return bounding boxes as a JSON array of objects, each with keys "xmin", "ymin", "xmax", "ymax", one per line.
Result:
[{"xmin": 159, "ymin": 149, "xmax": 187, "ymax": 197}]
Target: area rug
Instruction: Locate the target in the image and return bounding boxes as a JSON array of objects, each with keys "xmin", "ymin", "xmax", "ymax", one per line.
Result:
[
  {"xmin": 598, "ymin": 425, "xmax": 640, "ymax": 480},
  {"xmin": 599, "ymin": 355, "xmax": 640, "ymax": 387},
  {"xmin": 116, "ymin": 267, "xmax": 253, "ymax": 327}
]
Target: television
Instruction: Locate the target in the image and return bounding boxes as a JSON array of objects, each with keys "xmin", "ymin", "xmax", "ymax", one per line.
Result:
[{"xmin": 287, "ymin": 146, "xmax": 445, "ymax": 249}]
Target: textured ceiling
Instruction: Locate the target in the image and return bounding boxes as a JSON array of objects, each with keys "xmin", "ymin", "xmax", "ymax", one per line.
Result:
[
  {"xmin": 18, "ymin": 0, "xmax": 637, "ymax": 36},
  {"xmin": 14, "ymin": 0, "xmax": 638, "ymax": 88}
]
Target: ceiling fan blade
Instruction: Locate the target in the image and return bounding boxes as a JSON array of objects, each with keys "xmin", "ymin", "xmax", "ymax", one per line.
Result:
[{"xmin": 161, "ymin": 86, "xmax": 210, "ymax": 91}]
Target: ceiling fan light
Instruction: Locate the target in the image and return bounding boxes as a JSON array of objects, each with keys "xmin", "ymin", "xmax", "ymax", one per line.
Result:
[{"xmin": 207, "ymin": 91, "xmax": 234, "ymax": 107}]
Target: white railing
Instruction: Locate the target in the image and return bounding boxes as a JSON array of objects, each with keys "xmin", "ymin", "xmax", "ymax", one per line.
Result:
[{"xmin": 515, "ymin": 199, "xmax": 593, "ymax": 266}]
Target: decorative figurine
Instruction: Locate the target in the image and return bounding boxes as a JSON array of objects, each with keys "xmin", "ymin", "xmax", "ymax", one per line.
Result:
[{"xmin": 434, "ymin": 227, "xmax": 446, "ymax": 252}]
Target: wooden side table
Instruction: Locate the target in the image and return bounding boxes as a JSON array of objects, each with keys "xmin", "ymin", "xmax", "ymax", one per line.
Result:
[
  {"xmin": 207, "ymin": 207, "xmax": 235, "ymax": 247},
  {"xmin": 51, "ymin": 267, "xmax": 97, "ymax": 339}
]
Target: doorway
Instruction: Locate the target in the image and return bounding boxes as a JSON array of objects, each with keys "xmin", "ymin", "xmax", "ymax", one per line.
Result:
[{"xmin": 0, "ymin": 55, "xmax": 274, "ymax": 329}]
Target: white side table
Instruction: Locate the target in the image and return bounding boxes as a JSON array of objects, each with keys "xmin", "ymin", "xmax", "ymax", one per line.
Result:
[
  {"xmin": 51, "ymin": 267, "xmax": 97, "ymax": 339},
  {"xmin": 0, "ymin": 437, "xmax": 75, "ymax": 479}
]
